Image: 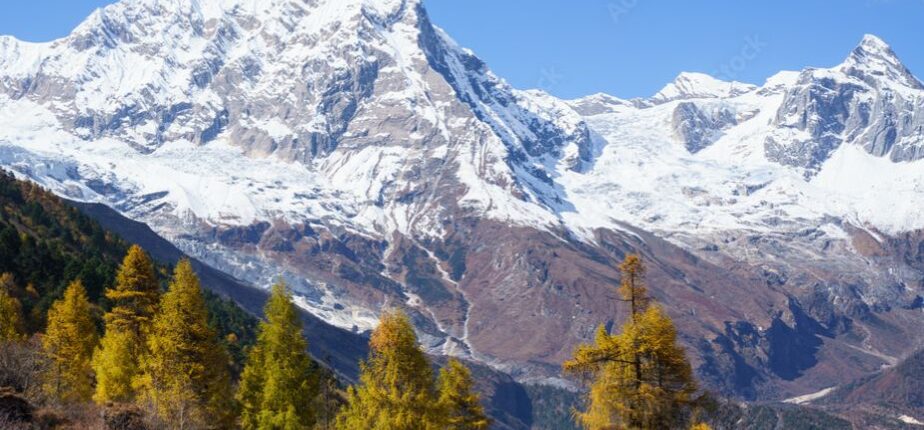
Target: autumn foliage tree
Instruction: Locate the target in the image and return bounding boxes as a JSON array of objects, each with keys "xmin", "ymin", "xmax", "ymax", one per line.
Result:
[
  {"xmin": 93, "ymin": 245, "xmax": 161, "ymax": 403},
  {"xmin": 0, "ymin": 282, "xmax": 25, "ymax": 342},
  {"xmin": 564, "ymin": 254, "xmax": 698, "ymax": 430},
  {"xmin": 438, "ymin": 358, "xmax": 491, "ymax": 430},
  {"xmin": 237, "ymin": 281, "xmax": 319, "ymax": 430},
  {"xmin": 41, "ymin": 280, "xmax": 99, "ymax": 403},
  {"xmin": 335, "ymin": 311, "xmax": 489, "ymax": 430},
  {"xmin": 136, "ymin": 259, "xmax": 235, "ymax": 429},
  {"xmin": 104, "ymin": 244, "xmax": 162, "ymax": 336},
  {"xmin": 336, "ymin": 311, "xmax": 443, "ymax": 430}
]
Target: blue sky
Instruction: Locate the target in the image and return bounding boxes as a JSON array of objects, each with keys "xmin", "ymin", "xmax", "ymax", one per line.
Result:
[{"xmin": 2, "ymin": 1, "xmax": 922, "ymax": 99}]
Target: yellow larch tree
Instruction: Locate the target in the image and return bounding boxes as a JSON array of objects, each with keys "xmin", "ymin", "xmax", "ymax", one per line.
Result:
[
  {"xmin": 564, "ymin": 254, "xmax": 698, "ymax": 430},
  {"xmin": 0, "ymin": 280, "xmax": 25, "ymax": 342},
  {"xmin": 104, "ymin": 244, "xmax": 161, "ymax": 336},
  {"xmin": 137, "ymin": 259, "xmax": 235, "ymax": 429},
  {"xmin": 42, "ymin": 280, "xmax": 99, "ymax": 403},
  {"xmin": 335, "ymin": 310, "xmax": 443, "ymax": 430},
  {"xmin": 92, "ymin": 244, "xmax": 160, "ymax": 403},
  {"xmin": 437, "ymin": 358, "xmax": 490, "ymax": 430}
]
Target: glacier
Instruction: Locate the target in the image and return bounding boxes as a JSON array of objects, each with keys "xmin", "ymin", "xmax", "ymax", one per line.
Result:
[{"xmin": 2, "ymin": 0, "xmax": 924, "ymax": 398}]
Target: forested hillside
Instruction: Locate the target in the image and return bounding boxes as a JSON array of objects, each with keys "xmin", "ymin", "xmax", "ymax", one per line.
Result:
[{"xmin": 0, "ymin": 170, "xmax": 257, "ymax": 363}]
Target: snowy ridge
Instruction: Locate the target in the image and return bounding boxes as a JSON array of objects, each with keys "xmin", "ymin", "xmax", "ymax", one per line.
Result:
[
  {"xmin": 650, "ymin": 72, "xmax": 757, "ymax": 104},
  {"xmin": 840, "ymin": 34, "xmax": 923, "ymax": 91},
  {"xmin": 0, "ymin": 0, "xmax": 595, "ymax": 339},
  {"xmin": 563, "ymin": 33, "xmax": 924, "ymax": 238},
  {"xmin": 2, "ymin": 2, "xmax": 921, "ymax": 243},
  {"xmin": 2, "ymin": 0, "xmax": 924, "ymax": 379}
]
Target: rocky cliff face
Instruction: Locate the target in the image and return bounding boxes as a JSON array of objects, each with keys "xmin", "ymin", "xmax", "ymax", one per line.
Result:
[
  {"xmin": 2, "ymin": 0, "xmax": 924, "ymax": 400},
  {"xmin": 767, "ymin": 35, "xmax": 924, "ymax": 171},
  {"xmin": 671, "ymin": 101, "xmax": 739, "ymax": 153}
]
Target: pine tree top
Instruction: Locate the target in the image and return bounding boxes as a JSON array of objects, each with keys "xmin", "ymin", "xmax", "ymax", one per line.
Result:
[
  {"xmin": 336, "ymin": 310, "xmax": 443, "ymax": 430},
  {"xmin": 154, "ymin": 259, "xmax": 211, "ymax": 339},
  {"xmin": 264, "ymin": 281, "xmax": 303, "ymax": 334},
  {"xmin": 46, "ymin": 280, "xmax": 96, "ymax": 331},
  {"xmin": 618, "ymin": 253, "xmax": 650, "ymax": 318},
  {"xmin": 565, "ymin": 255, "xmax": 699, "ymax": 429},
  {"xmin": 104, "ymin": 245, "xmax": 160, "ymax": 334},
  {"xmin": 438, "ymin": 359, "xmax": 491, "ymax": 430},
  {"xmin": 370, "ymin": 311, "xmax": 421, "ymax": 357},
  {"xmin": 109, "ymin": 245, "xmax": 159, "ymax": 296}
]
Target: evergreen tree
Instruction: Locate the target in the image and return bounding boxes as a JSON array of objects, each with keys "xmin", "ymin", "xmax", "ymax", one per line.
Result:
[
  {"xmin": 237, "ymin": 281, "xmax": 319, "ymax": 430},
  {"xmin": 42, "ymin": 280, "xmax": 99, "ymax": 403},
  {"xmin": 105, "ymin": 245, "xmax": 161, "ymax": 336},
  {"xmin": 137, "ymin": 259, "xmax": 235, "ymax": 429},
  {"xmin": 0, "ymin": 284, "xmax": 24, "ymax": 342},
  {"xmin": 618, "ymin": 254, "xmax": 649, "ymax": 322},
  {"xmin": 437, "ymin": 359, "xmax": 490, "ymax": 430},
  {"xmin": 335, "ymin": 311, "xmax": 442, "ymax": 430},
  {"xmin": 93, "ymin": 329, "xmax": 138, "ymax": 403},
  {"xmin": 315, "ymin": 370, "xmax": 342, "ymax": 430},
  {"xmin": 564, "ymin": 254, "xmax": 697, "ymax": 430},
  {"xmin": 93, "ymin": 245, "xmax": 160, "ymax": 403}
]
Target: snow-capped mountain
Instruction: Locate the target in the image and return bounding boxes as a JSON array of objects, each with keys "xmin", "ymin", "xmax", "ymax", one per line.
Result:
[
  {"xmin": 2, "ymin": 0, "xmax": 924, "ymax": 399},
  {"xmin": 0, "ymin": 0, "xmax": 595, "ymax": 372},
  {"xmin": 650, "ymin": 72, "xmax": 757, "ymax": 105},
  {"xmin": 565, "ymin": 34, "xmax": 924, "ymax": 237}
]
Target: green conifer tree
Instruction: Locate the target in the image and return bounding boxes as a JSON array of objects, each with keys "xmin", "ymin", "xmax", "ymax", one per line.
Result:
[
  {"xmin": 42, "ymin": 280, "xmax": 99, "ymax": 403},
  {"xmin": 137, "ymin": 259, "xmax": 235, "ymax": 429},
  {"xmin": 237, "ymin": 281, "xmax": 319, "ymax": 430},
  {"xmin": 437, "ymin": 359, "xmax": 490, "ymax": 430},
  {"xmin": 335, "ymin": 311, "xmax": 442, "ymax": 430}
]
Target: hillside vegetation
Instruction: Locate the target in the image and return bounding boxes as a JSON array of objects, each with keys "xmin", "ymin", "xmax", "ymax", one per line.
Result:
[{"xmin": 0, "ymin": 170, "xmax": 257, "ymax": 362}]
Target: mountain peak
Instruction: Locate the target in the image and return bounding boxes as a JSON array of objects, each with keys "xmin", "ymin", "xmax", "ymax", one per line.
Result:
[
  {"xmin": 72, "ymin": 0, "xmax": 420, "ymax": 33},
  {"xmin": 567, "ymin": 93, "xmax": 632, "ymax": 116},
  {"xmin": 858, "ymin": 34, "xmax": 889, "ymax": 52},
  {"xmin": 650, "ymin": 72, "xmax": 756, "ymax": 104},
  {"xmin": 841, "ymin": 34, "xmax": 923, "ymax": 90}
]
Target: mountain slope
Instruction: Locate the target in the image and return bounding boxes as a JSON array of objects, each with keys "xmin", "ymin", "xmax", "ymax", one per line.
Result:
[
  {"xmin": 0, "ymin": 169, "xmax": 258, "ymax": 367},
  {"xmin": 813, "ymin": 349, "xmax": 924, "ymax": 427},
  {"xmin": 0, "ymin": 167, "xmax": 548, "ymax": 429},
  {"xmin": 2, "ymin": 0, "xmax": 924, "ymax": 401},
  {"xmin": 70, "ymin": 199, "xmax": 372, "ymax": 379}
]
